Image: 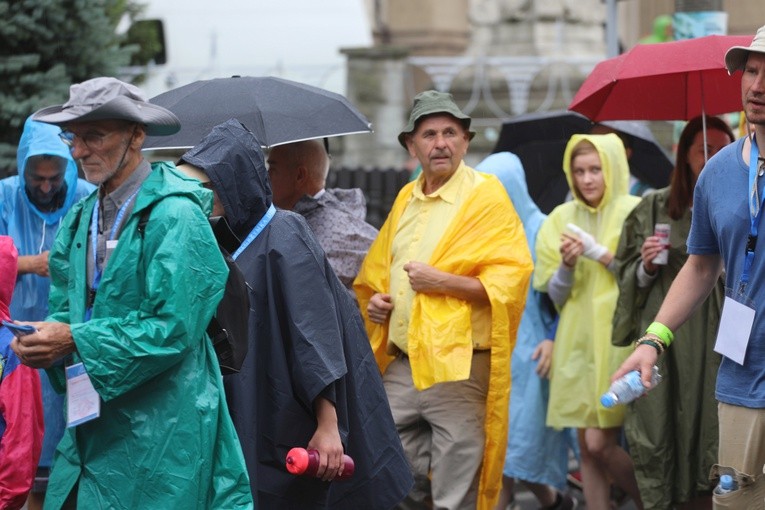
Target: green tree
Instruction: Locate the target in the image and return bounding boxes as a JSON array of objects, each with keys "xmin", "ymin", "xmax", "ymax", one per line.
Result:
[{"xmin": 0, "ymin": 0, "xmax": 149, "ymax": 176}]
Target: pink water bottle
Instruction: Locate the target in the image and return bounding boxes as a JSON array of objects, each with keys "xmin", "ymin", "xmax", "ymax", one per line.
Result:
[{"xmin": 285, "ymin": 447, "xmax": 355, "ymax": 480}]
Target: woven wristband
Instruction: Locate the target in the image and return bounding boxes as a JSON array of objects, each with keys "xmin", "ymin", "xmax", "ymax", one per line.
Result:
[
  {"xmin": 635, "ymin": 337, "xmax": 664, "ymax": 356},
  {"xmin": 646, "ymin": 321, "xmax": 674, "ymax": 347}
]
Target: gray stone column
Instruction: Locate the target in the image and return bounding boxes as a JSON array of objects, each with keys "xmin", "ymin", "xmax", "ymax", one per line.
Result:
[{"xmin": 339, "ymin": 46, "xmax": 411, "ymax": 169}]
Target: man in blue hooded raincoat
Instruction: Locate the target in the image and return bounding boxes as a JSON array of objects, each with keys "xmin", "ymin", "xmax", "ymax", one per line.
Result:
[{"xmin": 0, "ymin": 115, "xmax": 94, "ymax": 504}]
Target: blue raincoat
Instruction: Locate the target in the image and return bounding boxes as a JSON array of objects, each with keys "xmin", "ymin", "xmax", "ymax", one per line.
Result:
[
  {"xmin": 476, "ymin": 153, "xmax": 569, "ymax": 488},
  {"xmin": 1, "ymin": 116, "xmax": 95, "ymax": 321},
  {"xmin": 0, "ymin": 117, "xmax": 94, "ymax": 470}
]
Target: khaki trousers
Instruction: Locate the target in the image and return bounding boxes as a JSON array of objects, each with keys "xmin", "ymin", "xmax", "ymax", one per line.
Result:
[
  {"xmin": 383, "ymin": 351, "xmax": 490, "ymax": 510},
  {"xmin": 712, "ymin": 402, "xmax": 765, "ymax": 509}
]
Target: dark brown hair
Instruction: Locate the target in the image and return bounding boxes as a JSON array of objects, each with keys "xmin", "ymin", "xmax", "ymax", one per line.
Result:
[{"xmin": 667, "ymin": 116, "xmax": 735, "ymax": 220}]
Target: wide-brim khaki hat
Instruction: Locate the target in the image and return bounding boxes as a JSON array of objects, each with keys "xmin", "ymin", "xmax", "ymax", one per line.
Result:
[
  {"xmin": 33, "ymin": 77, "xmax": 180, "ymax": 136},
  {"xmin": 725, "ymin": 26, "xmax": 764, "ymax": 73},
  {"xmin": 398, "ymin": 90, "xmax": 476, "ymax": 148}
]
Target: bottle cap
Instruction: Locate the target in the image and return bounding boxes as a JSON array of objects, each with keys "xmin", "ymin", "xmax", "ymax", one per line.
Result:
[
  {"xmin": 600, "ymin": 393, "xmax": 617, "ymax": 408},
  {"xmin": 720, "ymin": 474, "xmax": 734, "ymax": 489},
  {"xmin": 285, "ymin": 447, "xmax": 310, "ymax": 474}
]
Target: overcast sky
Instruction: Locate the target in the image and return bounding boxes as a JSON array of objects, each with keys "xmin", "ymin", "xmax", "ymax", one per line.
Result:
[{"xmin": 137, "ymin": 0, "xmax": 372, "ymax": 95}]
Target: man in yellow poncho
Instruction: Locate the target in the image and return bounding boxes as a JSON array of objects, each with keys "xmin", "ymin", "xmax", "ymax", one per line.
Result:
[{"xmin": 354, "ymin": 91, "xmax": 533, "ymax": 510}]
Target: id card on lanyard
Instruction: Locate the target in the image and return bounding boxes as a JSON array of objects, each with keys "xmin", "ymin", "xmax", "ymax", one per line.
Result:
[
  {"xmin": 66, "ymin": 362, "xmax": 100, "ymax": 427},
  {"xmin": 714, "ymin": 138, "xmax": 764, "ymax": 365},
  {"xmin": 66, "ymin": 192, "xmax": 139, "ymax": 427}
]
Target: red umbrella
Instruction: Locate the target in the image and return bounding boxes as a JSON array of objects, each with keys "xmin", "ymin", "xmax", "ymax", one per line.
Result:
[{"xmin": 569, "ymin": 34, "xmax": 754, "ymax": 122}]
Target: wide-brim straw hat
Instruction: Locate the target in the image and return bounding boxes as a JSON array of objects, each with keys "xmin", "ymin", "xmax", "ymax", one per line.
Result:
[
  {"xmin": 398, "ymin": 90, "xmax": 476, "ymax": 148},
  {"xmin": 725, "ymin": 26, "xmax": 764, "ymax": 74},
  {"xmin": 33, "ymin": 77, "xmax": 180, "ymax": 136}
]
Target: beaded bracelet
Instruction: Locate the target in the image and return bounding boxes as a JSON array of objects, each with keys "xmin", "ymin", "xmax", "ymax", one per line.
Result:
[
  {"xmin": 646, "ymin": 321, "xmax": 674, "ymax": 347},
  {"xmin": 635, "ymin": 335, "xmax": 666, "ymax": 356}
]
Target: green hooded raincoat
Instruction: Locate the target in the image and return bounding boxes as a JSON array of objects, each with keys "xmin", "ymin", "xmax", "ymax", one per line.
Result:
[
  {"xmin": 612, "ymin": 187, "xmax": 721, "ymax": 508},
  {"xmin": 43, "ymin": 163, "xmax": 253, "ymax": 509}
]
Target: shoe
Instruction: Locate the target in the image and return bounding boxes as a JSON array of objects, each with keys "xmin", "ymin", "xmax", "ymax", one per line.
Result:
[
  {"xmin": 557, "ymin": 492, "xmax": 578, "ymax": 510},
  {"xmin": 545, "ymin": 491, "xmax": 578, "ymax": 510},
  {"xmin": 610, "ymin": 484, "xmax": 629, "ymax": 508},
  {"xmin": 566, "ymin": 470, "xmax": 583, "ymax": 491}
]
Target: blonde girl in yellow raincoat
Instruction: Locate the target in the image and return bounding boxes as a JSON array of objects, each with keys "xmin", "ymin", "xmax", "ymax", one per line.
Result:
[{"xmin": 534, "ymin": 134, "xmax": 643, "ymax": 510}]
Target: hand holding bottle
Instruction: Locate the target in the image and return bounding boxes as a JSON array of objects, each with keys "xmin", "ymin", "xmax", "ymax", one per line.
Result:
[
  {"xmin": 285, "ymin": 448, "xmax": 355, "ymax": 480},
  {"xmin": 601, "ymin": 366, "xmax": 661, "ymax": 407}
]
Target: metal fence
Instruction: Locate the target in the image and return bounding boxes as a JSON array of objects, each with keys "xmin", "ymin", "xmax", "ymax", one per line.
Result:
[{"xmin": 327, "ymin": 166, "xmax": 411, "ymax": 229}]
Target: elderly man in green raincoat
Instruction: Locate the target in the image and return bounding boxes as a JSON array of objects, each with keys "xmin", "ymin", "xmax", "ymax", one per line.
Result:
[{"xmin": 11, "ymin": 77, "xmax": 253, "ymax": 509}]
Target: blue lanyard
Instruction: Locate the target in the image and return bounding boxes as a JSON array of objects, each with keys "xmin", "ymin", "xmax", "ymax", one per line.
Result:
[
  {"xmin": 742, "ymin": 136, "xmax": 765, "ymax": 289},
  {"xmin": 232, "ymin": 204, "xmax": 276, "ymax": 260},
  {"xmin": 86, "ymin": 190, "xmax": 140, "ymax": 320}
]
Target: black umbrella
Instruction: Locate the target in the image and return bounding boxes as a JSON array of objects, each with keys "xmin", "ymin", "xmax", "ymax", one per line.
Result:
[
  {"xmin": 143, "ymin": 76, "xmax": 372, "ymax": 150},
  {"xmin": 512, "ymin": 139, "xmax": 571, "ymax": 215},
  {"xmin": 493, "ymin": 110, "xmax": 674, "ymax": 212},
  {"xmin": 494, "ymin": 110, "xmax": 592, "ymax": 150},
  {"xmin": 594, "ymin": 119, "xmax": 674, "ymax": 190}
]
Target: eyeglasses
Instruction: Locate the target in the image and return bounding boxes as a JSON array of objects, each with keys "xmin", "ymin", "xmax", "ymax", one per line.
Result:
[{"xmin": 58, "ymin": 130, "xmax": 115, "ymax": 151}]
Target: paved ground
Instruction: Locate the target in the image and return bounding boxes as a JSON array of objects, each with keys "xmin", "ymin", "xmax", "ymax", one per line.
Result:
[{"xmin": 511, "ymin": 484, "xmax": 640, "ymax": 510}]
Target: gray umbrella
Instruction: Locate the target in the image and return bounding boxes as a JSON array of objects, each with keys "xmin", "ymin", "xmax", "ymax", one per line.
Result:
[{"xmin": 143, "ymin": 75, "xmax": 372, "ymax": 150}]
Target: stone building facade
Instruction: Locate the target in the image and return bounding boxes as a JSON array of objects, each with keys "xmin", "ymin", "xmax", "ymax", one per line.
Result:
[{"xmin": 339, "ymin": 0, "xmax": 762, "ymax": 169}]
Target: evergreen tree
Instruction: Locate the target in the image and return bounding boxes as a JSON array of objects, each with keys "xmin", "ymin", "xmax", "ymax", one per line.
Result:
[{"xmin": 0, "ymin": 0, "xmax": 147, "ymax": 176}]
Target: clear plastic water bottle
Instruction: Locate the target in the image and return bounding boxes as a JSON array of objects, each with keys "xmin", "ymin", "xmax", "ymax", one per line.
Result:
[
  {"xmin": 714, "ymin": 474, "xmax": 738, "ymax": 495},
  {"xmin": 600, "ymin": 366, "xmax": 661, "ymax": 408}
]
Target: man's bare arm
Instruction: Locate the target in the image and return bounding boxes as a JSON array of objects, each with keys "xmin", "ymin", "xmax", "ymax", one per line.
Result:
[
  {"xmin": 613, "ymin": 253, "xmax": 723, "ymax": 385},
  {"xmin": 654, "ymin": 253, "xmax": 723, "ymax": 330},
  {"xmin": 17, "ymin": 252, "xmax": 50, "ymax": 277}
]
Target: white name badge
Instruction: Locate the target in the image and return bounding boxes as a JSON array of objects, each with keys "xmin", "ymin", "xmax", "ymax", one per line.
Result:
[
  {"xmin": 66, "ymin": 362, "xmax": 100, "ymax": 427},
  {"xmin": 714, "ymin": 296, "xmax": 755, "ymax": 365}
]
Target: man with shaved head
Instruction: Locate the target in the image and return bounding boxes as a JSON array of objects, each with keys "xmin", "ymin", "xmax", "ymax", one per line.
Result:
[{"xmin": 267, "ymin": 139, "xmax": 377, "ymax": 290}]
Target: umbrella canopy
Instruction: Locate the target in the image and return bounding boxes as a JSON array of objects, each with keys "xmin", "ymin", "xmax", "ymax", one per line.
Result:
[
  {"xmin": 511, "ymin": 140, "xmax": 571, "ymax": 214},
  {"xmin": 569, "ymin": 34, "xmax": 754, "ymax": 121},
  {"xmin": 493, "ymin": 110, "xmax": 592, "ymax": 149},
  {"xmin": 143, "ymin": 76, "xmax": 372, "ymax": 150},
  {"xmin": 493, "ymin": 110, "xmax": 673, "ymax": 211}
]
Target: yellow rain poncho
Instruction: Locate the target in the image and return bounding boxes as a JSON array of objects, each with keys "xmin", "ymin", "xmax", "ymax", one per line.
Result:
[
  {"xmin": 534, "ymin": 134, "xmax": 640, "ymax": 429},
  {"xmin": 355, "ymin": 170, "xmax": 533, "ymax": 510}
]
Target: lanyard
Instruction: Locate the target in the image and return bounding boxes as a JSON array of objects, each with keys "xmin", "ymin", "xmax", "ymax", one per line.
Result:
[
  {"xmin": 742, "ymin": 136, "xmax": 765, "ymax": 289},
  {"xmin": 86, "ymin": 190, "xmax": 140, "ymax": 320},
  {"xmin": 232, "ymin": 204, "xmax": 276, "ymax": 260}
]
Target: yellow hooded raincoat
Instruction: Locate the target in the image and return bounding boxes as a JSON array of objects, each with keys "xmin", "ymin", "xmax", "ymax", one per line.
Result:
[
  {"xmin": 533, "ymin": 134, "xmax": 640, "ymax": 429},
  {"xmin": 355, "ymin": 170, "xmax": 533, "ymax": 510}
]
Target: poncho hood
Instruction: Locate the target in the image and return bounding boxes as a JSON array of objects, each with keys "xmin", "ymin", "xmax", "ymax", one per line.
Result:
[
  {"xmin": 16, "ymin": 116, "xmax": 81, "ymax": 224},
  {"xmin": 563, "ymin": 133, "xmax": 631, "ymax": 214},
  {"xmin": 476, "ymin": 152, "xmax": 545, "ymax": 249},
  {"xmin": 180, "ymin": 119, "xmax": 271, "ymax": 240},
  {"xmin": 293, "ymin": 188, "xmax": 368, "ymax": 220}
]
